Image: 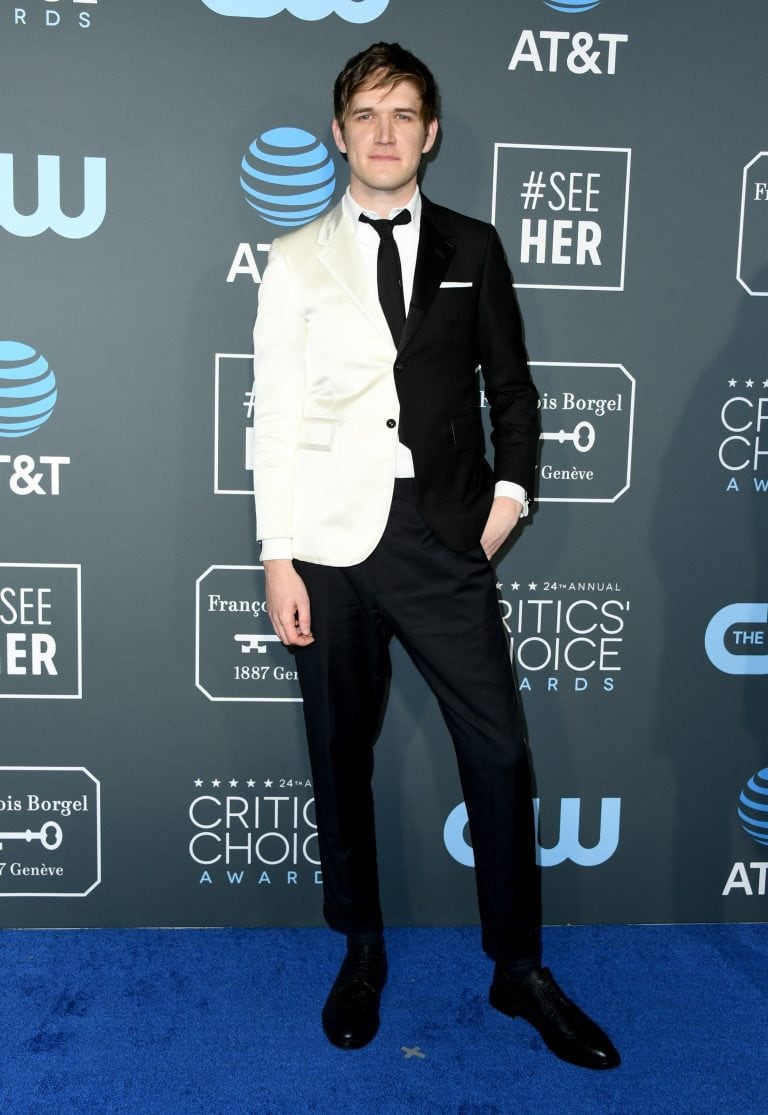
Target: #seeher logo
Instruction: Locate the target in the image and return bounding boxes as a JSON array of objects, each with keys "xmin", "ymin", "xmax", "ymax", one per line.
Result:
[
  {"xmin": 240, "ymin": 128, "xmax": 335, "ymax": 229},
  {"xmin": 738, "ymin": 769, "xmax": 768, "ymax": 847},
  {"xmin": 0, "ymin": 341, "xmax": 57, "ymax": 439},
  {"xmin": 543, "ymin": 0, "xmax": 601, "ymax": 11}
]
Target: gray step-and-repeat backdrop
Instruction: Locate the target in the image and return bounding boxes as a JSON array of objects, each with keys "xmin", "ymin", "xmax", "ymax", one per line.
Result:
[{"xmin": 1, "ymin": 0, "xmax": 766, "ymax": 929}]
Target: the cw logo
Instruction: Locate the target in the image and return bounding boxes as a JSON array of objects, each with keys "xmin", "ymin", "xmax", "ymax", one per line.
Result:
[
  {"xmin": 0, "ymin": 154, "xmax": 106, "ymax": 239},
  {"xmin": 444, "ymin": 797, "xmax": 621, "ymax": 868}
]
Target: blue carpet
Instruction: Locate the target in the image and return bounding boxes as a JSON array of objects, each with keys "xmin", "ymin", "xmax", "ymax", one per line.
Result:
[{"xmin": 0, "ymin": 924, "xmax": 764, "ymax": 1114}]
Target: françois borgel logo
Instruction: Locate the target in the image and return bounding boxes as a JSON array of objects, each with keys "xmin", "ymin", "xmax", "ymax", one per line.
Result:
[
  {"xmin": 705, "ymin": 604, "xmax": 768, "ymax": 676},
  {"xmin": 737, "ymin": 152, "xmax": 768, "ymax": 296},
  {"xmin": 0, "ymin": 564, "xmax": 82, "ymax": 699},
  {"xmin": 718, "ymin": 375, "xmax": 768, "ymax": 497},
  {"xmin": 196, "ymin": 566, "xmax": 302, "ymax": 702},
  {"xmin": 722, "ymin": 767, "xmax": 768, "ymax": 897},
  {"xmin": 493, "ymin": 144, "xmax": 631, "ymax": 291},
  {"xmin": 0, "ymin": 341, "xmax": 70, "ymax": 497},
  {"xmin": 241, "ymin": 128, "xmax": 335, "ymax": 229},
  {"xmin": 0, "ymin": 767, "xmax": 100, "ymax": 897},
  {"xmin": 509, "ymin": 2, "xmax": 627, "ymax": 76},
  {"xmin": 201, "ymin": 0, "xmax": 389, "ymax": 22},
  {"xmin": 0, "ymin": 154, "xmax": 106, "ymax": 239},
  {"xmin": 481, "ymin": 362, "xmax": 634, "ymax": 503}
]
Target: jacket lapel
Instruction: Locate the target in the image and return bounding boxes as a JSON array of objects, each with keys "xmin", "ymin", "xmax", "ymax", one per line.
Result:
[
  {"xmin": 399, "ymin": 198, "xmax": 456, "ymax": 354},
  {"xmin": 314, "ymin": 201, "xmax": 393, "ymax": 346}
]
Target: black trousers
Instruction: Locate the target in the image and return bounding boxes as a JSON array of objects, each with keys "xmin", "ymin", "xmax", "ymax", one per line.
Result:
[{"xmin": 294, "ymin": 479, "xmax": 541, "ymax": 967}]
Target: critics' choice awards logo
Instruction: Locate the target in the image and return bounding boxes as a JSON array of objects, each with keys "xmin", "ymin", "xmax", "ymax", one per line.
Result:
[
  {"xmin": 241, "ymin": 128, "xmax": 335, "ymax": 229},
  {"xmin": 481, "ymin": 363, "xmax": 634, "ymax": 502},
  {"xmin": 492, "ymin": 145, "xmax": 630, "ymax": 290},
  {"xmin": 737, "ymin": 153, "xmax": 768, "ymax": 296},
  {"xmin": 196, "ymin": 567, "xmax": 302, "ymax": 702},
  {"xmin": 510, "ymin": 1, "xmax": 626, "ymax": 76},
  {"xmin": 0, "ymin": 768, "xmax": 100, "ymax": 897},
  {"xmin": 705, "ymin": 604, "xmax": 768, "ymax": 677},
  {"xmin": 445, "ymin": 796, "xmax": 620, "ymax": 868},
  {"xmin": 497, "ymin": 580, "xmax": 628, "ymax": 694},
  {"xmin": 722, "ymin": 768, "xmax": 768, "ymax": 898},
  {"xmin": 718, "ymin": 377, "xmax": 768, "ymax": 496},
  {"xmin": 0, "ymin": 565, "xmax": 82, "ymax": 699},
  {"xmin": 8, "ymin": 2, "xmax": 98, "ymax": 30},
  {"xmin": 201, "ymin": 0, "xmax": 388, "ymax": 22},
  {"xmin": 189, "ymin": 777, "xmax": 319, "ymax": 888},
  {"xmin": 0, "ymin": 154, "xmax": 105, "ymax": 239},
  {"xmin": 0, "ymin": 342, "xmax": 70, "ymax": 496}
]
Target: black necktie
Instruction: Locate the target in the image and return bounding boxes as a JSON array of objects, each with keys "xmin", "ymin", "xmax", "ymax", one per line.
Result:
[{"xmin": 359, "ymin": 209, "xmax": 412, "ymax": 347}]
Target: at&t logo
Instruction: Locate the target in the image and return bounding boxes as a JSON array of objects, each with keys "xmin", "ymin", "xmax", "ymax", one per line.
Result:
[
  {"xmin": 0, "ymin": 154, "xmax": 106, "ymax": 239},
  {"xmin": 240, "ymin": 128, "xmax": 335, "ymax": 229},
  {"xmin": 722, "ymin": 769, "xmax": 768, "ymax": 897},
  {"xmin": 0, "ymin": 342, "xmax": 70, "ymax": 496},
  {"xmin": 511, "ymin": 0, "xmax": 626, "ymax": 75},
  {"xmin": 444, "ymin": 797, "xmax": 621, "ymax": 868},
  {"xmin": 201, "ymin": 0, "xmax": 388, "ymax": 22}
]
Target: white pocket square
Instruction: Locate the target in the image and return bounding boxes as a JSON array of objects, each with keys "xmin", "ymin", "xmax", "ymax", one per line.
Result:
[{"xmin": 440, "ymin": 281, "xmax": 473, "ymax": 288}]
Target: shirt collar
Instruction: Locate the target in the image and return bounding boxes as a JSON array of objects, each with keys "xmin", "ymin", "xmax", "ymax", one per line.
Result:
[{"xmin": 343, "ymin": 186, "xmax": 421, "ymax": 229}]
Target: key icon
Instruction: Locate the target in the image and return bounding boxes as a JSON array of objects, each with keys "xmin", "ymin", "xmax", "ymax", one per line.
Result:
[
  {"xmin": 540, "ymin": 420, "xmax": 596, "ymax": 453},
  {"xmin": 0, "ymin": 821, "xmax": 63, "ymax": 851}
]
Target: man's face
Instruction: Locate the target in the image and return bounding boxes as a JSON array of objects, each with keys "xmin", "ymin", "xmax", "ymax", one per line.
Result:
[{"xmin": 332, "ymin": 75, "xmax": 438, "ymax": 210}]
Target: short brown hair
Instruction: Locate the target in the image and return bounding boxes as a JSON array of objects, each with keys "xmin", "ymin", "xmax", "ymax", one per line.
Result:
[{"xmin": 334, "ymin": 42, "xmax": 439, "ymax": 127}]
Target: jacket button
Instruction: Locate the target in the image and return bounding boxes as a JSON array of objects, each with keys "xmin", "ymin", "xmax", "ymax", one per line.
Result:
[
  {"xmin": 394, "ymin": 362, "xmax": 404, "ymax": 372},
  {"xmin": 386, "ymin": 419, "xmax": 396, "ymax": 429}
]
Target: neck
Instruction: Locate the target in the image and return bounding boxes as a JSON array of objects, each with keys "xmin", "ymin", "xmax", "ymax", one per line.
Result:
[{"xmin": 349, "ymin": 181, "xmax": 417, "ymax": 218}]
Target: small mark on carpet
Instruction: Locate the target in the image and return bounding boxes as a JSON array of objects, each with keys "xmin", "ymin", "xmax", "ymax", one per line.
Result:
[{"xmin": 401, "ymin": 1046, "xmax": 426, "ymax": 1059}]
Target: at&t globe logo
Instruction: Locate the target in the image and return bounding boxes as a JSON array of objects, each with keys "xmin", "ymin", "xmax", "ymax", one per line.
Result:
[
  {"xmin": 0, "ymin": 342, "xmax": 57, "ymax": 438},
  {"xmin": 240, "ymin": 128, "xmax": 335, "ymax": 229},
  {"xmin": 544, "ymin": 1, "xmax": 601, "ymax": 11},
  {"xmin": 738, "ymin": 768, "xmax": 768, "ymax": 847}
]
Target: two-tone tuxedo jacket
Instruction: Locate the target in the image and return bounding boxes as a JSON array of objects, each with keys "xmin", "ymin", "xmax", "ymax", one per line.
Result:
[{"xmin": 252, "ymin": 194, "xmax": 539, "ymax": 566}]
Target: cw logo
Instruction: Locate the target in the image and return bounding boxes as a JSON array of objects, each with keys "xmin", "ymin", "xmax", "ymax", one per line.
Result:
[
  {"xmin": 704, "ymin": 603, "xmax": 768, "ymax": 676},
  {"xmin": 443, "ymin": 797, "xmax": 621, "ymax": 868},
  {"xmin": 0, "ymin": 154, "xmax": 106, "ymax": 239}
]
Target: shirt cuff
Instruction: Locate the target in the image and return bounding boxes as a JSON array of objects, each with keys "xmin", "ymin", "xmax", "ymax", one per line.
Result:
[
  {"xmin": 259, "ymin": 538, "xmax": 293, "ymax": 562},
  {"xmin": 494, "ymin": 481, "xmax": 529, "ymax": 518}
]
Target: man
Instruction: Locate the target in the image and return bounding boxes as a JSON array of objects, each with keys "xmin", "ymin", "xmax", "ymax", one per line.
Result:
[{"xmin": 252, "ymin": 42, "xmax": 619, "ymax": 1070}]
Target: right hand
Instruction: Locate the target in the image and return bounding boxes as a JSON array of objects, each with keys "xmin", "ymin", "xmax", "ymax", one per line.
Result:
[{"xmin": 264, "ymin": 559, "xmax": 314, "ymax": 647}]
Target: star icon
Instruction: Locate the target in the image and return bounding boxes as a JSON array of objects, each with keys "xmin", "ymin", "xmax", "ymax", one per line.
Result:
[
  {"xmin": 264, "ymin": 778, "xmax": 274, "ymax": 788},
  {"xmin": 510, "ymin": 581, "xmax": 520, "ymax": 591},
  {"xmin": 745, "ymin": 379, "xmax": 754, "ymax": 388},
  {"xmin": 728, "ymin": 378, "xmax": 737, "ymax": 388},
  {"xmin": 229, "ymin": 779, "xmax": 238, "ymax": 788},
  {"xmin": 247, "ymin": 779, "xmax": 256, "ymax": 788},
  {"xmin": 194, "ymin": 779, "xmax": 203, "ymax": 788},
  {"xmin": 528, "ymin": 581, "xmax": 538, "ymax": 591},
  {"xmin": 211, "ymin": 779, "xmax": 221, "ymax": 788},
  {"xmin": 763, "ymin": 380, "xmax": 768, "ymax": 389}
]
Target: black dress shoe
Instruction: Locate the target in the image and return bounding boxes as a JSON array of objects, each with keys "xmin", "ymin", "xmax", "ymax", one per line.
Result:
[
  {"xmin": 489, "ymin": 965, "xmax": 620, "ymax": 1070},
  {"xmin": 321, "ymin": 944, "xmax": 387, "ymax": 1049}
]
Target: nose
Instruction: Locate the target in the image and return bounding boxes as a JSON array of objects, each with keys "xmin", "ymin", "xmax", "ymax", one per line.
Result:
[{"xmin": 375, "ymin": 117, "xmax": 395, "ymax": 144}]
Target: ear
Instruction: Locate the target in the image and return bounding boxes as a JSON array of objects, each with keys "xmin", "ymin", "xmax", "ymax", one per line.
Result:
[
  {"xmin": 422, "ymin": 117, "xmax": 439, "ymax": 155},
  {"xmin": 331, "ymin": 118, "xmax": 347, "ymax": 155}
]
